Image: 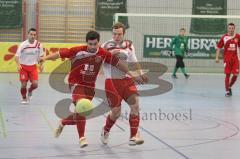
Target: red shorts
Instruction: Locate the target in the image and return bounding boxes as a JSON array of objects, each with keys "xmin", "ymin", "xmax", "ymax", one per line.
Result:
[
  {"xmin": 105, "ymin": 77, "xmax": 138, "ymax": 108},
  {"xmin": 19, "ymin": 64, "xmax": 38, "ymax": 82},
  {"xmin": 70, "ymin": 85, "xmax": 95, "ymax": 103},
  {"xmin": 224, "ymin": 58, "xmax": 239, "ymax": 74}
]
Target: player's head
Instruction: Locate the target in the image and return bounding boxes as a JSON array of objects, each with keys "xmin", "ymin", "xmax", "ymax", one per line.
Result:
[
  {"xmin": 179, "ymin": 28, "xmax": 186, "ymax": 36},
  {"xmin": 86, "ymin": 30, "xmax": 100, "ymax": 53},
  {"xmin": 112, "ymin": 22, "xmax": 125, "ymax": 43},
  {"xmin": 227, "ymin": 23, "xmax": 235, "ymax": 35},
  {"xmin": 28, "ymin": 28, "xmax": 37, "ymax": 43}
]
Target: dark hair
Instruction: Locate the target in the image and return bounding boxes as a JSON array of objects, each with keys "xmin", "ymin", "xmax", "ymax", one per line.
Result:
[
  {"xmin": 28, "ymin": 28, "xmax": 37, "ymax": 33},
  {"xmin": 180, "ymin": 28, "xmax": 186, "ymax": 31},
  {"xmin": 228, "ymin": 23, "xmax": 235, "ymax": 26},
  {"xmin": 86, "ymin": 30, "xmax": 100, "ymax": 42},
  {"xmin": 112, "ymin": 22, "xmax": 125, "ymax": 34}
]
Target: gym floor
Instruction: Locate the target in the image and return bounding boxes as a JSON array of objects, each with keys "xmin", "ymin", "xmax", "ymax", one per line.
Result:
[{"xmin": 0, "ymin": 73, "xmax": 240, "ymax": 159}]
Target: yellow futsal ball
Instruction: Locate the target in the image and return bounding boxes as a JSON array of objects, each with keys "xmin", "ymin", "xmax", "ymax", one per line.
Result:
[{"xmin": 75, "ymin": 98, "xmax": 93, "ymax": 116}]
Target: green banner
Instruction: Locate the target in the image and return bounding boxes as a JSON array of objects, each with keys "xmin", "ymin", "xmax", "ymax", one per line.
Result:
[
  {"xmin": 144, "ymin": 35, "xmax": 220, "ymax": 59},
  {"xmin": 190, "ymin": 0, "xmax": 227, "ymax": 35},
  {"xmin": 95, "ymin": 0, "xmax": 128, "ymax": 30},
  {"xmin": 0, "ymin": 0, "xmax": 22, "ymax": 28}
]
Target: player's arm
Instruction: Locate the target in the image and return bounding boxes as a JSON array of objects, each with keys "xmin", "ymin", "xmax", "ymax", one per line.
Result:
[
  {"xmin": 184, "ymin": 37, "xmax": 190, "ymax": 55},
  {"xmin": 131, "ymin": 62, "xmax": 148, "ymax": 83},
  {"xmin": 39, "ymin": 52, "xmax": 60, "ymax": 62},
  {"xmin": 39, "ymin": 60, "xmax": 44, "ymax": 73},
  {"xmin": 39, "ymin": 47, "xmax": 77, "ymax": 62},
  {"xmin": 185, "ymin": 37, "xmax": 189, "ymax": 52},
  {"xmin": 15, "ymin": 43, "xmax": 22, "ymax": 71},
  {"xmin": 105, "ymin": 51, "xmax": 147, "ymax": 84},
  {"xmin": 170, "ymin": 37, "xmax": 176, "ymax": 50},
  {"xmin": 15, "ymin": 56, "xmax": 21, "ymax": 71},
  {"xmin": 38, "ymin": 44, "xmax": 45, "ymax": 72},
  {"xmin": 215, "ymin": 36, "xmax": 224, "ymax": 63},
  {"xmin": 169, "ymin": 37, "xmax": 176, "ymax": 56},
  {"xmin": 128, "ymin": 45, "xmax": 148, "ymax": 82},
  {"xmin": 116, "ymin": 61, "xmax": 147, "ymax": 84},
  {"xmin": 215, "ymin": 48, "xmax": 221, "ymax": 63}
]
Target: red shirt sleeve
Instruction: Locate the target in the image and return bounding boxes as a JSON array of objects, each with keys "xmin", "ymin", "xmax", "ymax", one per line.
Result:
[
  {"xmin": 217, "ymin": 35, "xmax": 224, "ymax": 49},
  {"xmin": 59, "ymin": 46, "xmax": 82, "ymax": 59},
  {"xmin": 103, "ymin": 49, "xmax": 119, "ymax": 66},
  {"xmin": 237, "ymin": 34, "xmax": 240, "ymax": 47}
]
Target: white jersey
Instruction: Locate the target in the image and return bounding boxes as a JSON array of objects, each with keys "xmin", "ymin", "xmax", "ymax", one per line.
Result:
[
  {"xmin": 102, "ymin": 39, "xmax": 138, "ymax": 79},
  {"xmin": 16, "ymin": 40, "xmax": 44, "ymax": 65}
]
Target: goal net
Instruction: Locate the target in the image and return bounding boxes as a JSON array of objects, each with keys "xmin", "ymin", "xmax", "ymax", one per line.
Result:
[{"xmin": 113, "ymin": 13, "xmax": 240, "ymax": 73}]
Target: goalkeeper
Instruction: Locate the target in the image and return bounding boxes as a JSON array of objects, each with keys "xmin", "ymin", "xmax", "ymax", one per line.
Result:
[{"xmin": 170, "ymin": 28, "xmax": 190, "ymax": 79}]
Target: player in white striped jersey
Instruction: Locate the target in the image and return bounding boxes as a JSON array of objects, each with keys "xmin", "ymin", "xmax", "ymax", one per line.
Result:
[
  {"xmin": 15, "ymin": 28, "xmax": 44, "ymax": 104},
  {"xmin": 101, "ymin": 22, "xmax": 148, "ymax": 146}
]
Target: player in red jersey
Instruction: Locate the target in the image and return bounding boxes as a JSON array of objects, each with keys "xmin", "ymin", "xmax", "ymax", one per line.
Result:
[
  {"xmin": 216, "ymin": 23, "xmax": 240, "ymax": 97},
  {"xmin": 15, "ymin": 28, "xmax": 44, "ymax": 104},
  {"xmin": 40, "ymin": 30, "xmax": 147, "ymax": 148},
  {"xmin": 101, "ymin": 22, "xmax": 148, "ymax": 146}
]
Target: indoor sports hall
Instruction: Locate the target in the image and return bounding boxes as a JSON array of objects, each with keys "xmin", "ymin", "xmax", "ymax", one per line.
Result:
[{"xmin": 0, "ymin": 0, "xmax": 240, "ymax": 159}]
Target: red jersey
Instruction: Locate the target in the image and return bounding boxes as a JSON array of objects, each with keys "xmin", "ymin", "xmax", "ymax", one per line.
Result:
[
  {"xmin": 217, "ymin": 33, "xmax": 240, "ymax": 60},
  {"xmin": 59, "ymin": 45, "xmax": 119, "ymax": 87}
]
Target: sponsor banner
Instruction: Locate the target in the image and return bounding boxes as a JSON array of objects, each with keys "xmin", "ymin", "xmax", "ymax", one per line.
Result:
[
  {"xmin": 144, "ymin": 35, "xmax": 220, "ymax": 59},
  {"xmin": 0, "ymin": 42, "xmax": 79, "ymax": 73}
]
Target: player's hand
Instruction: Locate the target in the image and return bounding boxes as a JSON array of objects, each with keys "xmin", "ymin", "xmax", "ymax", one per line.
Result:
[
  {"xmin": 133, "ymin": 76, "xmax": 144, "ymax": 84},
  {"xmin": 38, "ymin": 57, "xmax": 45, "ymax": 63},
  {"xmin": 140, "ymin": 74, "xmax": 149, "ymax": 83},
  {"xmin": 112, "ymin": 49, "xmax": 121, "ymax": 55},
  {"xmin": 133, "ymin": 74, "xmax": 148, "ymax": 84},
  {"xmin": 39, "ymin": 65, "xmax": 44, "ymax": 73},
  {"xmin": 168, "ymin": 50, "xmax": 173, "ymax": 57},
  {"xmin": 17, "ymin": 64, "xmax": 22, "ymax": 72},
  {"xmin": 185, "ymin": 50, "xmax": 190, "ymax": 56},
  {"xmin": 215, "ymin": 58, "xmax": 220, "ymax": 63}
]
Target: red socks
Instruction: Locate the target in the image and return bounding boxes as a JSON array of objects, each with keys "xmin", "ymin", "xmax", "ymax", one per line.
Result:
[
  {"xmin": 104, "ymin": 114, "xmax": 140, "ymax": 138},
  {"xmin": 225, "ymin": 74, "xmax": 230, "ymax": 91},
  {"xmin": 225, "ymin": 74, "xmax": 238, "ymax": 91},
  {"xmin": 61, "ymin": 113, "xmax": 86, "ymax": 138},
  {"xmin": 129, "ymin": 114, "xmax": 140, "ymax": 138},
  {"xmin": 28, "ymin": 84, "xmax": 38, "ymax": 93},
  {"xmin": 230, "ymin": 75, "xmax": 237, "ymax": 88},
  {"xmin": 76, "ymin": 115, "xmax": 86, "ymax": 138},
  {"xmin": 20, "ymin": 88, "xmax": 27, "ymax": 99},
  {"xmin": 104, "ymin": 114, "xmax": 116, "ymax": 133}
]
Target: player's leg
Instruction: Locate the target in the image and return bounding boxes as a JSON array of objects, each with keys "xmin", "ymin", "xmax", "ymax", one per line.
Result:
[
  {"xmin": 55, "ymin": 85, "xmax": 91, "ymax": 148},
  {"xmin": 224, "ymin": 61, "xmax": 232, "ymax": 96},
  {"xmin": 101, "ymin": 79, "xmax": 122, "ymax": 145},
  {"xmin": 19, "ymin": 66, "xmax": 29, "ymax": 104},
  {"xmin": 20, "ymin": 81, "xmax": 28, "ymax": 104},
  {"xmin": 172, "ymin": 56, "xmax": 179, "ymax": 78},
  {"xmin": 225, "ymin": 74, "xmax": 231, "ymax": 96},
  {"xmin": 28, "ymin": 80, "xmax": 38, "ymax": 99},
  {"xmin": 76, "ymin": 112, "xmax": 88, "ymax": 148},
  {"xmin": 55, "ymin": 107, "xmax": 88, "ymax": 148},
  {"xmin": 75, "ymin": 86, "xmax": 94, "ymax": 148},
  {"xmin": 126, "ymin": 94, "xmax": 144, "ymax": 145},
  {"xmin": 28, "ymin": 65, "xmax": 38, "ymax": 100},
  {"xmin": 55, "ymin": 85, "xmax": 78, "ymax": 138},
  {"xmin": 101, "ymin": 107, "xmax": 121, "ymax": 145},
  {"xmin": 103, "ymin": 107, "xmax": 121, "ymax": 133},
  {"xmin": 229, "ymin": 59, "xmax": 239, "ymax": 95},
  {"xmin": 179, "ymin": 56, "xmax": 189, "ymax": 78},
  {"xmin": 123, "ymin": 78, "xmax": 143, "ymax": 145},
  {"xmin": 229, "ymin": 74, "xmax": 238, "ymax": 95},
  {"xmin": 230, "ymin": 74, "xmax": 238, "ymax": 87}
]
